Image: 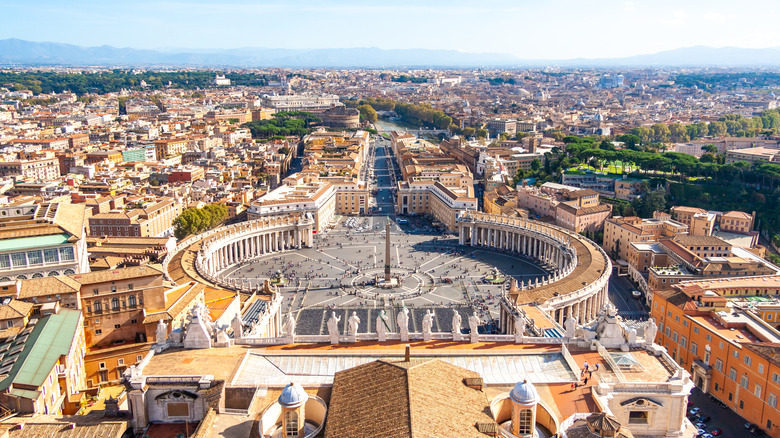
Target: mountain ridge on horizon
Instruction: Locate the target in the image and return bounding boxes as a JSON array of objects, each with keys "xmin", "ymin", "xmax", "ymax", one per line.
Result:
[{"xmin": 2, "ymin": 38, "xmax": 780, "ymax": 68}]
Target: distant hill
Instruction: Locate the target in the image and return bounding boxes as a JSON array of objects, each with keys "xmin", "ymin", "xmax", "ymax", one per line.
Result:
[{"xmin": 1, "ymin": 39, "xmax": 780, "ymax": 67}]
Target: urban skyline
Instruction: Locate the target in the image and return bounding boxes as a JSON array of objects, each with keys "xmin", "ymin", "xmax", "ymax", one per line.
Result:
[{"xmin": 4, "ymin": 0, "xmax": 780, "ymax": 60}]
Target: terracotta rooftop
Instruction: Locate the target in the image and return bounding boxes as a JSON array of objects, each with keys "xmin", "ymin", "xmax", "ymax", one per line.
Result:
[{"xmin": 325, "ymin": 358, "xmax": 496, "ymax": 438}]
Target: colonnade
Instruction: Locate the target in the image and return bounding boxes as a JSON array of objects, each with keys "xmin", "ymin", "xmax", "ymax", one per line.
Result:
[
  {"xmin": 458, "ymin": 211, "xmax": 611, "ymax": 329},
  {"xmin": 196, "ymin": 215, "xmax": 315, "ymax": 279}
]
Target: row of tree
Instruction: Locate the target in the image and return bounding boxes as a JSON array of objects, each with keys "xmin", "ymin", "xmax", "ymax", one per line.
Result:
[
  {"xmin": 173, "ymin": 204, "xmax": 228, "ymax": 240},
  {"xmin": 242, "ymin": 112, "xmax": 319, "ymax": 138},
  {"xmin": 628, "ymin": 111, "xmax": 780, "ymax": 144},
  {"xmin": 1, "ymin": 71, "xmax": 278, "ymax": 95}
]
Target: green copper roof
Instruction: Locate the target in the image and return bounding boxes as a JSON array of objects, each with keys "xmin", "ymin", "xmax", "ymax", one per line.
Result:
[
  {"xmin": 0, "ymin": 234, "xmax": 70, "ymax": 253},
  {"xmin": 0, "ymin": 308, "xmax": 81, "ymax": 396}
]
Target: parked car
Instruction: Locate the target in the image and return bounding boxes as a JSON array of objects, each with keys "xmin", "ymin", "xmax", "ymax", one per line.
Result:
[
  {"xmin": 631, "ymin": 290, "xmax": 642, "ymax": 298},
  {"xmin": 696, "ymin": 429, "xmax": 707, "ymax": 437},
  {"xmin": 696, "ymin": 415, "xmax": 711, "ymax": 423},
  {"xmin": 710, "ymin": 427, "xmax": 723, "ymax": 436},
  {"xmin": 689, "ymin": 407, "xmax": 701, "ymax": 416}
]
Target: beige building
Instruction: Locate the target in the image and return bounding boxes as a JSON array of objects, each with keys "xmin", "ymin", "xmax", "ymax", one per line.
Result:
[
  {"xmin": 0, "ymin": 157, "xmax": 60, "ymax": 181},
  {"xmin": 88, "ymin": 197, "xmax": 181, "ymax": 238},
  {"xmin": 248, "ymin": 173, "xmax": 369, "ymax": 231},
  {"xmin": 397, "ymin": 175, "xmax": 478, "ymax": 231},
  {"xmin": 517, "ymin": 183, "xmax": 612, "ymax": 233},
  {"xmin": 603, "ymin": 212, "xmax": 688, "ymax": 261}
]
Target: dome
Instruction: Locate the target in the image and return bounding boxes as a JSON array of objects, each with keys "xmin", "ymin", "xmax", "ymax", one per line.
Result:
[
  {"xmin": 510, "ymin": 379, "xmax": 540, "ymax": 407},
  {"xmin": 279, "ymin": 382, "xmax": 308, "ymax": 408}
]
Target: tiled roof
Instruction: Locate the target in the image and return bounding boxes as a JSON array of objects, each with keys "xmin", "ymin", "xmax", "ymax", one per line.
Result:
[{"xmin": 325, "ymin": 358, "xmax": 495, "ymax": 438}]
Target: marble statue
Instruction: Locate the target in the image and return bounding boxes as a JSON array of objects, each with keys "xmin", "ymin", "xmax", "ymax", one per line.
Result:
[
  {"xmin": 327, "ymin": 311, "xmax": 342, "ymax": 344},
  {"xmin": 628, "ymin": 327, "xmax": 637, "ymax": 345},
  {"xmin": 565, "ymin": 313, "xmax": 577, "ymax": 338},
  {"xmin": 348, "ymin": 311, "xmax": 361, "ymax": 337},
  {"xmin": 284, "ymin": 312, "xmax": 296, "ymax": 338},
  {"xmin": 376, "ymin": 310, "xmax": 389, "ymax": 342},
  {"xmin": 514, "ymin": 315, "xmax": 526, "ymax": 343},
  {"xmin": 644, "ymin": 318, "xmax": 658, "ymax": 347},
  {"xmin": 452, "ymin": 310, "xmax": 463, "ymax": 341},
  {"xmin": 155, "ymin": 320, "xmax": 167, "ymax": 345},
  {"xmin": 397, "ymin": 307, "xmax": 410, "ymax": 342},
  {"xmin": 468, "ymin": 311, "xmax": 481, "ymax": 343},
  {"xmin": 231, "ymin": 313, "xmax": 243, "ymax": 339},
  {"xmin": 422, "ymin": 309, "xmax": 434, "ymax": 341}
]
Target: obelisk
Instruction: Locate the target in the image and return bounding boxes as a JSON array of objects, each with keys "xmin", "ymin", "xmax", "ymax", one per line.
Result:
[{"xmin": 384, "ymin": 217, "xmax": 392, "ymax": 281}]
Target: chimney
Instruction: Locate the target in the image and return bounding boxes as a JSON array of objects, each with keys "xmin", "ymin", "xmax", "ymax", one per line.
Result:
[{"xmin": 405, "ymin": 344, "xmax": 411, "ymax": 362}]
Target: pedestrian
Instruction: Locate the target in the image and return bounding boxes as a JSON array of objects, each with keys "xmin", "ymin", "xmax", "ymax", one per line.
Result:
[
  {"xmin": 583, "ymin": 377, "xmax": 588, "ymax": 385},
  {"xmin": 583, "ymin": 361, "xmax": 589, "ymax": 371},
  {"xmin": 594, "ymin": 363, "xmax": 600, "ymax": 372}
]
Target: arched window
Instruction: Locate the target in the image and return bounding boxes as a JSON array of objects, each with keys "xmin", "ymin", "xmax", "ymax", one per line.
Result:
[
  {"xmin": 111, "ymin": 297, "xmax": 120, "ymax": 311},
  {"xmin": 285, "ymin": 410, "xmax": 299, "ymax": 438},
  {"xmin": 93, "ymin": 301, "xmax": 102, "ymax": 312},
  {"xmin": 128, "ymin": 295, "xmax": 137, "ymax": 308},
  {"xmin": 517, "ymin": 409, "xmax": 533, "ymax": 435}
]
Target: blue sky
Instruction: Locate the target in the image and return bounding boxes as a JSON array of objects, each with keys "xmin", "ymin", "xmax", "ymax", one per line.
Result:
[{"xmin": 3, "ymin": 0, "xmax": 780, "ymax": 59}]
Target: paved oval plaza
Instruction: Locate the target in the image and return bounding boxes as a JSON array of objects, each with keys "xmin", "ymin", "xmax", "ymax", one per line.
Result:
[{"xmin": 222, "ymin": 217, "xmax": 548, "ymax": 336}]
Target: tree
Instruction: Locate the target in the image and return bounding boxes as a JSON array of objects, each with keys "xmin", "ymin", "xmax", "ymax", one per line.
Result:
[
  {"xmin": 173, "ymin": 204, "xmax": 229, "ymax": 240},
  {"xmin": 530, "ymin": 159, "xmax": 542, "ymax": 172},
  {"xmin": 651, "ymin": 123, "xmax": 671, "ymax": 143},
  {"xmin": 357, "ymin": 104, "xmax": 378, "ymax": 124},
  {"xmin": 632, "ymin": 188, "xmax": 666, "ymax": 217},
  {"xmin": 631, "ymin": 126, "xmax": 652, "ymax": 145}
]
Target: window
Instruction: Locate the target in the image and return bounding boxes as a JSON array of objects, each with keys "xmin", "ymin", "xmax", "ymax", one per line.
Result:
[
  {"xmin": 739, "ymin": 400, "xmax": 744, "ymax": 410},
  {"xmin": 516, "ymin": 409, "xmax": 533, "ymax": 435},
  {"xmin": 95, "ymin": 329, "xmax": 102, "ymax": 335},
  {"xmin": 720, "ymin": 341, "xmax": 724, "ymax": 349},
  {"xmin": 759, "ymin": 364, "xmax": 764, "ymax": 374},
  {"xmin": 285, "ymin": 410, "xmax": 299, "ymax": 437},
  {"xmin": 755, "ymin": 384, "xmax": 762, "ymax": 398},
  {"xmin": 672, "ymin": 332, "xmax": 678, "ymax": 342},
  {"xmin": 729, "ymin": 368, "xmax": 737, "ymax": 381},
  {"xmin": 769, "ymin": 393, "xmax": 777, "ymax": 409},
  {"xmin": 167, "ymin": 403, "xmax": 190, "ymax": 418},
  {"xmin": 691, "ymin": 343, "xmax": 698, "ymax": 355},
  {"xmin": 10, "ymin": 252, "xmax": 26, "ymax": 267},
  {"xmin": 128, "ymin": 283, "xmax": 133, "ymax": 290},
  {"xmin": 131, "ymin": 319, "xmax": 137, "ymax": 324},
  {"xmin": 714, "ymin": 382, "xmax": 719, "ymax": 391},
  {"xmin": 114, "ymin": 324, "xmax": 120, "ymax": 329},
  {"xmin": 675, "ymin": 315, "xmax": 680, "ymax": 322},
  {"xmin": 681, "ymin": 337, "xmax": 687, "ymax": 348},
  {"xmin": 715, "ymin": 358, "xmax": 723, "ymax": 372},
  {"xmin": 683, "ymin": 320, "xmax": 688, "ymax": 327},
  {"xmin": 733, "ymin": 351, "xmax": 739, "ymax": 359},
  {"xmin": 0, "ymin": 254, "xmax": 10, "ymax": 268},
  {"xmin": 667, "ymin": 310, "xmax": 672, "ymax": 317},
  {"xmin": 111, "ymin": 285, "xmax": 117, "ymax": 292},
  {"xmin": 111, "ymin": 298, "xmax": 119, "ymax": 311},
  {"xmin": 27, "ymin": 250, "xmax": 42, "ymax": 265},
  {"xmin": 693, "ymin": 326, "xmax": 699, "ymax": 334},
  {"xmin": 728, "ymin": 392, "xmax": 733, "ymax": 401},
  {"xmin": 93, "ymin": 301, "xmax": 102, "ymax": 312},
  {"xmin": 745, "ymin": 355, "xmax": 752, "ymax": 366},
  {"xmin": 93, "ymin": 288, "xmax": 99, "ymax": 295},
  {"xmin": 99, "ymin": 362, "xmax": 106, "ymax": 370},
  {"xmin": 741, "ymin": 375, "xmax": 749, "ymax": 389},
  {"xmin": 128, "ymin": 295, "xmax": 137, "ymax": 307},
  {"xmin": 628, "ymin": 411, "xmax": 649, "ymax": 424},
  {"xmin": 773, "ymin": 373, "xmax": 780, "ymax": 384},
  {"xmin": 59, "ymin": 247, "xmax": 74, "ymax": 261},
  {"xmin": 118, "ymin": 358, "xmax": 124, "ymax": 366},
  {"xmin": 136, "ymin": 355, "xmax": 143, "ymax": 362},
  {"xmin": 706, "ymin": 334, "xmax": 713, "ymax": 342}
]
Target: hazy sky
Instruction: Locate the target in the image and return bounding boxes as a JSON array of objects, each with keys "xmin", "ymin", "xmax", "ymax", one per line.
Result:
[{"xmin": 4, "ymin": 0, "xmax": 780, "ymax": 59}]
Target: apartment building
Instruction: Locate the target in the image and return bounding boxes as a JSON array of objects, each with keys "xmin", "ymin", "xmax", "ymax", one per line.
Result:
[
  {"xmin": 517, "ymin": 183, "xmax": 612, "ymax": 233},
  {"xmin": 651, "ymin": 283, "xmax": 780, "ymax": 437},
  {"xmin": 88, "ymin": 197, "xmax": 181, "ymax": 238},
  {"xmin": 603, "ymin": 212, "xmax": 688, "ymax": 261},
  {"xmin": 153, "ymin": 138, "xmax": 188, "ymax": 160},
  {"xmin": 396, "ymin": 180, "xmax": 477, "ymax": 231},
  {"xmin": 0, "ymin": 157, "xmax": 60, "ymax": 181}
]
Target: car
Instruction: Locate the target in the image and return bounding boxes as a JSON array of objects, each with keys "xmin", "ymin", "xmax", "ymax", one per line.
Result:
[
  {"xmin": 696, "ymin": 415, "xmax": 711, "ymax": 423},
  {"xmin": 696, "ymin": 429, "xmax": 707, "ymax": 437},
  {"xmin": 695, "ymin": 422, "xmax": 707, "ymax": 429},
  {"xmin": 710, "ymin": 427, "xmax": 722, "ymax": 436},
  {"xmin": 689, "ymin": 407, "xmax": 701, "ymax": 416},
  {"xmin": 631, "ymin": 290, "xmax": 642, "ymax": 298},
  {"xmin": 700, "ymin": 434, "xmax": 713, "ymax": 438}
]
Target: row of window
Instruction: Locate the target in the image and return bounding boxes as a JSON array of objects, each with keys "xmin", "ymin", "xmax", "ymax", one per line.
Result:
[
  {"xmin": 90, "ymin": 295, "xmax": 138, "ymax": 313},
  {"xmin": 0, "ymin": 247, "xmax": 75, "ymax": 269}
]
